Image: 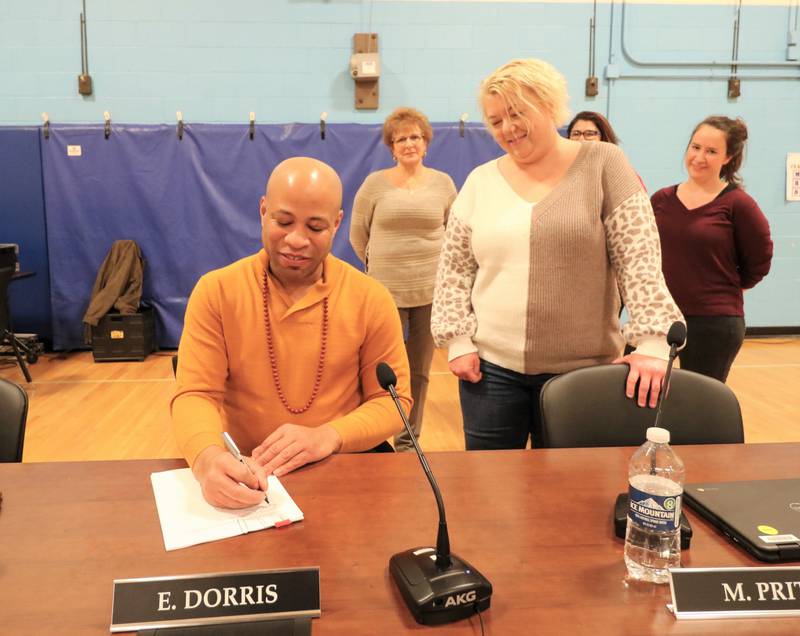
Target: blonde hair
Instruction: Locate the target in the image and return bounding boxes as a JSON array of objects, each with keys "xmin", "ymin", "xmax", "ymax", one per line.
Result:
[
  {"xmin": 479, "ymin": 58, "xmax": 570, "ymax": 127},
  {"xmin": 382, "ymin": 107, "xmax": 433, "ymax": 148}
]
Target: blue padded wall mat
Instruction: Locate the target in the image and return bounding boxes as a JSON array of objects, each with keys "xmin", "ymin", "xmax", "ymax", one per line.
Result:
[
  {"xmin": 0, "ymin": 126, "xmax": 52, "ymax": 341},
  {"xmin": 40, "ymin": 122, "xmax": 501, "ymax": 349}
]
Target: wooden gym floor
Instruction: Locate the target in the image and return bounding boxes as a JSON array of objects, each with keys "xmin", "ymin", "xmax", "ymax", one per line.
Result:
[{"xmin": 1, "ymin": 338, "xmax": 798, "ymax": 463}]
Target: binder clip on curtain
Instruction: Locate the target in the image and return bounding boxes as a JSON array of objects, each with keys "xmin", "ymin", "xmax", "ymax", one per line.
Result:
[{"xmin": 459, "ymin": 113, "xmax": 468, "ymax": 138}]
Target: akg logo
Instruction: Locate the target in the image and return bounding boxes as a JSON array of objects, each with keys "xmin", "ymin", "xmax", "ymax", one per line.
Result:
[{"xmin": 444, "ymin": 591, "xmax": 477, "ymax": 607}]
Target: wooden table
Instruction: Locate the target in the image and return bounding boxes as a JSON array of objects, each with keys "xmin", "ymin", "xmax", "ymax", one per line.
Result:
[{"xmin": 1, "ymin": 444, "xmax": 799, "ymax": 634}]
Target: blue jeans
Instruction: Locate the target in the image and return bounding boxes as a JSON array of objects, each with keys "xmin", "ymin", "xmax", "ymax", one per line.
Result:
[{"xmin": 459, "ymin": 359, "xmax": 557, "ymax": 450}]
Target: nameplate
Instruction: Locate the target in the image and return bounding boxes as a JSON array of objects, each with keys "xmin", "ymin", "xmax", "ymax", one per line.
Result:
[
  {"xmin": 669, "ymin": 567, "xmax": 800, "ymax": 619},
  {"xmin": 111, "ymin": 567, "xmax": 320, "ymax": 632}
]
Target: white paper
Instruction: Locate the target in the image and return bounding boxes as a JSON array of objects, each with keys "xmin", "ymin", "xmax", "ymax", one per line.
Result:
[
  {"xmin": 788, "ymin": 152, "xmax": 800, "ymax": 202},
  {"xmin": 150, "ymin": 468, "xmax": 304, "ymax": 551}
]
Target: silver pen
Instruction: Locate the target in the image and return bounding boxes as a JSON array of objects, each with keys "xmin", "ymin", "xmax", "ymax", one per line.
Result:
[{"xmin": 222, "ymin": 432, "xmax": 269, "ymax": 503}]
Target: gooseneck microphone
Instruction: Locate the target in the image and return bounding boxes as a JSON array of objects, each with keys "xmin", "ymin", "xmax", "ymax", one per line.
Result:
[
  {"xmin": 376, "ymin": 362, "xmax": 492, "ymax": 626},
  {"xmin": 648, "ymin": 321, "xmax": 687, "ymax": 477},
  {"xmin": 615, "ymin": 321, "xmax": 692, "ymax": 540},
  {"xmin": 614, "ymin": 321, "xmax": 692, "ymax": 536},
  {"xmin": 377, "ymin": 362, "xmax": 451, "ymax": 568},
  {"xmin": 652, "ymin": 321, "xmax": 687, "ymax": 430}
]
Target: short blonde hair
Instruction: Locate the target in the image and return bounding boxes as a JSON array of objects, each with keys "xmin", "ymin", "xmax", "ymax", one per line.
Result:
[
  {"xmin": 479, "ymin": 58, "xmax": 570, "ymax": 127},
  {"xmin": 382, "ymin": 107, "xmax": 433, "ymax": 148}
]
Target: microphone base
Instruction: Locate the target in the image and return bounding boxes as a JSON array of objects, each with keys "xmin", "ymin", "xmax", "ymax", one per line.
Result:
[{"xmin": 389, "ymin": 546, "xmax": 492, "ymax": 626}]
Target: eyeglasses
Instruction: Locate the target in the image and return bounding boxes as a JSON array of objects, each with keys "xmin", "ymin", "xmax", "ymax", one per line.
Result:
[
  {"xmin": 569, "ymin": 130, "xmax": 600, "ymax": 140},
  {"xmin": 393, "ymin": 134, "xmax": 424, "ymax": 145}
]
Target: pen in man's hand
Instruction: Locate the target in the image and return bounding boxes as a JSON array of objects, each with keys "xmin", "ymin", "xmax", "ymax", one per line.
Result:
[{"xmin": 221, "ymin": 432, "xmax": 269, "ymax": 503}]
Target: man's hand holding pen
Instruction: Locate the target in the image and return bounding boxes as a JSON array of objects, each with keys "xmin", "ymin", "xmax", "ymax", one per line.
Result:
[
  {"xmin": 193, "ymin": 442, "xmax": 269, "ymax": 509},
  {"xmin": 222, "ymin": 431, "xmax": 270, "ymax": 504}
]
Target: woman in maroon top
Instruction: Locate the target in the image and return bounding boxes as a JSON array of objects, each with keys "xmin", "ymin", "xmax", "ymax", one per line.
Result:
[{"xmin": 651, "ymin": 116, "xmax": 773, "ymax": 382}]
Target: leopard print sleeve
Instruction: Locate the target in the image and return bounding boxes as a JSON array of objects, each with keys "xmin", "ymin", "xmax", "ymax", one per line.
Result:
[
  {"xmin": 431, "ymin": 214, "xmax": 479, "ymax": 349},
  {"xmin": 604, "ymin": 189, "xmax": 684, "ymax": 349}
]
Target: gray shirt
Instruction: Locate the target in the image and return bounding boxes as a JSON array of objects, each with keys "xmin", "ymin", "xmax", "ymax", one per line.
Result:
[{"xmin": 350, "ymin": 168, "xmax": 456, "ymax": 308}]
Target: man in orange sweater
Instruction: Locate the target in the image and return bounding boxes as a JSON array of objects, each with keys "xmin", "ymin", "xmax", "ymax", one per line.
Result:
[{"xmin": 171, "ymin": 157, "xmax": 412, "ymax": 508}]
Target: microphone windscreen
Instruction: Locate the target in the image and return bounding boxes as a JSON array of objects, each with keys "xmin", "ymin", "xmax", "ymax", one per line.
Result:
[
  {"xmin": 376, "ymin": 362, "xmax": 397, "ymax": 390},
  {"xmin": 667, "ymin": 321, "xmax": 687, "ymax": 347}
]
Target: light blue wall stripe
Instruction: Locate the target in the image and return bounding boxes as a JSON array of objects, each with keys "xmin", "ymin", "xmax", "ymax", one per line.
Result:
[{"xmin": 1, "ymin": 1, "xmax": 798, "ymax": 326}]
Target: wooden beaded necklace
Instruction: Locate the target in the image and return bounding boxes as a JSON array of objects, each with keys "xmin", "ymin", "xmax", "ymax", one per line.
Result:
[{"xmin": 262, "ymin": 268, "xmax": 328, "ymax": 414}]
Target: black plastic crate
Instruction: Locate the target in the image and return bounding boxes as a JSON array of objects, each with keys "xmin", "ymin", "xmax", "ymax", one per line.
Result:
[{"xmin": 91, "ymin": 307, "xmax": 156, "ymax": 362}]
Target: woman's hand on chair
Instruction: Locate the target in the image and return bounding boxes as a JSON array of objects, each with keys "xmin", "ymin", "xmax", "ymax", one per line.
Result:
[{"xmin": 613, "ymin": 353, "xmax": 667, "ymax": 408}]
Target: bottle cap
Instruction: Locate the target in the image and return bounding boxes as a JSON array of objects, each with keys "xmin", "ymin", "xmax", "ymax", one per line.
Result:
[{"xmin": 646, "ymin": 427, "xmax": 670, "ymax": 444}]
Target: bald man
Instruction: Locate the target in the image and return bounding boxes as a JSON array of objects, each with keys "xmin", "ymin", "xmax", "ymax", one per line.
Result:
[{"xmin": 171, "ymin": 157, "xmax": 412, "ymax": 508}]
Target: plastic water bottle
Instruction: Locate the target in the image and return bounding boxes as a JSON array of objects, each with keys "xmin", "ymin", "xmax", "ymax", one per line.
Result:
[{"xmin": 624, "ymin": 427, "xmax": 685, "ymax": 584}]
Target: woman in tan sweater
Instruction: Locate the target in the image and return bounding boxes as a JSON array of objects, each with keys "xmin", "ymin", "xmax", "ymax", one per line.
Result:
[
  {"xmin": 350, "ymin": 107, "xmax": 456, "ymax": 451},
  {"xmin": 431, "ymin": 59, "xmax": 683, "ymax": 450}
]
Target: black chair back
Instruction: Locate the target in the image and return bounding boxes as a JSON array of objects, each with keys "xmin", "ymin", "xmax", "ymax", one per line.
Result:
[
  {"xmin": 0, "ymin": 378, "xmax": 28, "ymax": 462},
  {"xmin": 539, "ymin": 364, "xmax": 743, "ymax": 448},
  {"xmin": 366, "ymin": 440, "xmax": 395, "ymax": 453}
]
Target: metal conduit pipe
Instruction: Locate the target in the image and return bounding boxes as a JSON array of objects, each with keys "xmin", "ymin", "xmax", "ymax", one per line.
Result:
[
  {"xmin": 610, "ymin": 73, "xmax": 800, "ymax": 81},
  {"xmin": 606, "ymin": 0, "xmax": 616, "ymax": 118},
  {"xmin": 620, "ymin": 0, "xmax": 800, "ymax": 68}
]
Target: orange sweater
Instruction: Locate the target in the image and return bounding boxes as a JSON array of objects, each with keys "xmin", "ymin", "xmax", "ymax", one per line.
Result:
[{"xmin": 171, "ymin": 250, "xmax": 412, "ymax": 467}]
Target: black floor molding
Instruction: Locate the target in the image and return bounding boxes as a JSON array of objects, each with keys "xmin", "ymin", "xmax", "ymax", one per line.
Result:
[{"xmin": 745, "ymin": 326, "xmax": 800, "ymax": 337}]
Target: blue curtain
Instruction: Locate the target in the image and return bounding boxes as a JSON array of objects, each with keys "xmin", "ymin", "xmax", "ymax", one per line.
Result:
[
  {"xmin": 0, "ymin": 127, "xmax": 51, "ymax": 341},
  {"xmin": 40, "ymin": 122, "xmax": 502, "ymax": 349}
]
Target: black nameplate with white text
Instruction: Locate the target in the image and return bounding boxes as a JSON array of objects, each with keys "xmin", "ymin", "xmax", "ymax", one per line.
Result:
[
  {"xmin": 670, "ymin": 567, "xmax": 800, "ymax": 619},
  {"xmin": 111, "ymin": 568, "xmax": 320, "ymax": 632}
]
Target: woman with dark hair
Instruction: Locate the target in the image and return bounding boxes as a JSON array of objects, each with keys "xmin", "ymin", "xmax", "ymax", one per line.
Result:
[
  {"xmin": 567, "ymin": 111, "xmax": 619, "ymax": 144},
  {"xmin": 350, "ymin": 107, "xmax": 456, "ymax": 451},
  {"xmin": 651, "ymin": 115, "xmax": 773, "ymax": 383}
]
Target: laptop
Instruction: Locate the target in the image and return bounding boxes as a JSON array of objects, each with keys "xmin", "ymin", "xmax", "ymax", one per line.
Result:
[{"xmin": 683, "ymin": 478, "xmax": 800, "ymax": 563}]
